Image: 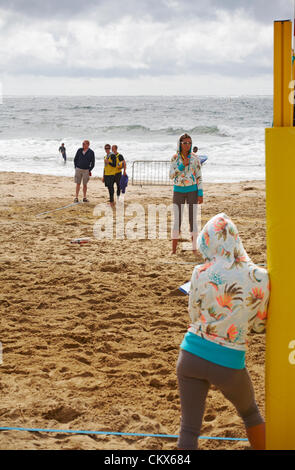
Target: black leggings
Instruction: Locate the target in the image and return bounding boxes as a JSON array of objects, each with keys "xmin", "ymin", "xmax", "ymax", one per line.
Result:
[
  {"xmin": 115, "ymin": 172, "xmax": 122, "ymax": 197},
  {"xmin": 104, "ymin": 175, "xmax": 115, "ymax": 202},
  {"xmin": 176, "ymin": 349, "xmax": 264, "ymax": 450}
]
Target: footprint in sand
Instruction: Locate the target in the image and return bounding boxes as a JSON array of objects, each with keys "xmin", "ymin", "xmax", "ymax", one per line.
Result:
[
  {"xmin": 77, "ymin": 312, "xmax": 88, "ymax": 319},
  {"xmin": 204, "ymin": 412, "xmax": 217, "ymax": 422},
  {"xmin": 73, "ymin": 354, "xmax": 92, "ymax": 366},
  {"xmin": 63, "ymin": 343, "xmax": 81, "ymax": 350},
  {"xmin": 74, "ymin": 371, "xmax": 94, "ymax": 378},
  {"xmin": 151, "ymin": 319, "xmax": 184, "ymax": 329},
  {"xmin": 100, "ymin": 264, "xmax": 120, "ymax": 273},
  {"xmin": 42, "ymin": 406, "xmax": 82, "ymax": 424},
  {"xmin": 216, "ymin": 405, "xmax": 228, "ymax": 412},
  {"xmin": 119, "ymin": 351, "xmax": 150, "ymax": 359},
  {"xmin": 106, "ymin": 312, "xmax": 128, "ymax": 321}
]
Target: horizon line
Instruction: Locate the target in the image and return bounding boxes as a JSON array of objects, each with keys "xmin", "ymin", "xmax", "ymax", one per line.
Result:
[{"xmin": 2, "ymin": 93, "xmax": 273, "ymax": 98}]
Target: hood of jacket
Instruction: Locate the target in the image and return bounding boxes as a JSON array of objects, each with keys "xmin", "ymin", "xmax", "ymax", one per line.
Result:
[
  {"xmin": 197, "ymin": 213, "xmax": 250, "ymax": 266},
  {"xmin": 188, "ymin": 212, "xmax": 269, "ymax": 348},
  {"xmin": 177, "ymin": 135, "xmax": 192, "ymax": 157}
]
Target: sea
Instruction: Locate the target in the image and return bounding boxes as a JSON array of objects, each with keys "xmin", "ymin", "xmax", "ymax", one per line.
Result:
[{"xmin": 0, "ymin": 95, "xmax": 273, "ymax": 182}]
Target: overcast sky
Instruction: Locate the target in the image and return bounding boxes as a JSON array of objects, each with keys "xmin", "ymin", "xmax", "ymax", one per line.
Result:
[{"xmin": 0, "ymin": 0, "xmax": 293, "ymax": 95}]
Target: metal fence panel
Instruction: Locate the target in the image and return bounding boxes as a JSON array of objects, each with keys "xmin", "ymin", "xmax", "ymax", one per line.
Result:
[{"xmin": 131, "ymin": 160, "xmax": 173, "ymax": 186}]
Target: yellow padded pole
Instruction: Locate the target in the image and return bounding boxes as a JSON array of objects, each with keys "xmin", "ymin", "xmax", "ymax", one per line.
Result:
[
  {"xmin": 273, "ymin": 21, "xmax": 283, "ymax": 126},
  {"xmin": 292, "ymin": 51, "xmax": 295, "ymax": 124},
  {"xmin": 265, "ymin": 128, "xmax": 295, "ymax": 450},
  {"xmin": 265, "ymin": 19, "xmax": 295, "ymax": 450},
  {"xmin": 273, "ymin": 21, "xmax": 293, "ymax": 127}
]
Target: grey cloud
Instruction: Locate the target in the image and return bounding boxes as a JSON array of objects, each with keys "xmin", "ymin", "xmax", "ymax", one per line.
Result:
[
  {"xmin": 0, "ymin": 0, "xmax": 281, "ymax": 82},
  {"xmin": 0, "ymin": 0, "xmax": 165, "ymax": 22},
  {"xmin": 0, "ymin": 0, "xmax": 98, "ymax": 17},
  {"xmin": 206, "ymin": 0, "xmax": 291, "ymax": 23},
  {"xmin": 0, "ymin": 0, "xmax": 292, "ymax": 23},
  {"xmin": 2, "ymin": 53, "xmax": 272, "ymax": 80}
]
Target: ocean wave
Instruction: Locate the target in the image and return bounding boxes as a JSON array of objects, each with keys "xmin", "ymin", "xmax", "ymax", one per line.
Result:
[
  {"xmin": 208, "ymin": 161, "xmax": 264, "ymax": 167},
  {"xmin": 70, "ymin": 105, "xmax": 98, "ymax": 110},
  {"xmin": 102, "ymin": 125, "xmax": 149, "ymax": 133},
  {"xmin": 187, "ymin": 125, "xmax": 228, "ymax": 137},
  {"xmin": 98, "ymin": 124, "xmax": 228, "ymax": 137}
]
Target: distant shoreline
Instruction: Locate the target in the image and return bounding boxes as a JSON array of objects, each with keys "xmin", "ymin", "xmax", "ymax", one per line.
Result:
[{"xmin": 2, "ymin": 94, "xmax": 273, "ymax": 98}]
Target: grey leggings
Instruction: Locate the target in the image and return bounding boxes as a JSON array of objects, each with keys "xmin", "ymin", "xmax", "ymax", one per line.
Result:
[
  {"xmin": 172, "ymin": 191, "xmax": 198, "ymax": 235},
  {"xmin": 176, "ymin": 349, "xmax": 264, "ymax": 450}
]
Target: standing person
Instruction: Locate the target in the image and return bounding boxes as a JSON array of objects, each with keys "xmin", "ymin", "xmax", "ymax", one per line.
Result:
[
  {"xmin": 176, "ymin": 213, "xmax": 269, "ymax": 450},
  {"xmin": 59, "ymin": 143, "xmax": 67, "ymax": 162},
  {"xmin": 74, "ymin": 140, "xmax": 95, "ymax": 203},
  {"xmin": 169, "ymin": 134, "xmax": 203, "ymax": 255},
  {"xmin": 112, "ymin": 144, "xmax": 126, "ymax": 201},
  {"xmin": 103, "ymin": 144, "xmax": 117, "ymax": 207}
]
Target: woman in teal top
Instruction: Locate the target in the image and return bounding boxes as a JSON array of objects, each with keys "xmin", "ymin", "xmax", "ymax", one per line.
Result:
[{"xmin": 169, "ymin": 134, "xmax": 203, "ymax": 255}]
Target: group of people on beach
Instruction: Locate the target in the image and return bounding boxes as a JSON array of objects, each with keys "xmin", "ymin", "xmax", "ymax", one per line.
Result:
[
  {"xmin": 59, "ymin": 140, "xmax": 127, "ymax": 205},
  {"xmin": 102, "ymin": 143, "xmax": 127, "ymax": 207},
  {"xmin": 59, "ymin": 133, "xmax": 269, "ymax": 451}
]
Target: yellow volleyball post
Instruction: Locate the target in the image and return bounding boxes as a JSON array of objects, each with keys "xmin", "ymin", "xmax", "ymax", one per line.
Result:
[
  {"xmin": 293, "ymin": 52, "xmax": 295, "ymax": 125},
  {"xmin": 273, "ymin": 20, "xmax": 293, "ymax": 126},
  {"xmin": 265, "ymin": 19, "xmax": 295, "ymax": 450}
]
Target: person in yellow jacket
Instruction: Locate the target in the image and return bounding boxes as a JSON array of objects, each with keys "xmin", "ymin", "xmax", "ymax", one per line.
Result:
[
  {"xmin": 112, "ymin": 144, "xmax": 126, "ymax": 201},
  {"xmin": 102, "ymin": 144, "xmax": 117, "ymax": 206}
]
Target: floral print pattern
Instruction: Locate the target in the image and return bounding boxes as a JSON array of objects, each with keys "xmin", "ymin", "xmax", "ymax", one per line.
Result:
[
  {"xmin": 188, "ymin": 213, "xmax": 270, "ymax": 350},
  {"xmin": 169, "ymin": 148, "xmax": 203, "ymax": 193}
]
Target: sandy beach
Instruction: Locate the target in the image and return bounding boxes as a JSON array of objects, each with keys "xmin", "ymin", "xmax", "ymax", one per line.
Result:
[{"xmin": 0, "ymin": 171, "xmax": 267, "ymax": 450}]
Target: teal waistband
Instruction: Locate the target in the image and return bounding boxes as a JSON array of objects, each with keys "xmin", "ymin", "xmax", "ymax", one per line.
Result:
[
  {"xmin": 180, "ymin": 332, "xmax": 245, "ymax": 369},
  {"xmin": 174, "ymin": 184, "xmax": 198, "ymax": 193}
]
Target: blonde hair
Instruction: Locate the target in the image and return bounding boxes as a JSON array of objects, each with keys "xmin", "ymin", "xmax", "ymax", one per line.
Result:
[{"xmin": 179, "ymin": 133, "xmax": 192, "ymax": 143}]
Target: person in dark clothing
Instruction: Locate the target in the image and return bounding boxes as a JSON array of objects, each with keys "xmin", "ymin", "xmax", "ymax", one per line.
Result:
[
  {"xmin": 59, "ymin": 143, "xmax": 67, "ymax": 162},
  {"xmin": 112, "ymin": 144, "xmax": 126, "ymax": 200},
  {"xmin": 74, "ymin": 140, "xmax": 95, "ymax": 203}
]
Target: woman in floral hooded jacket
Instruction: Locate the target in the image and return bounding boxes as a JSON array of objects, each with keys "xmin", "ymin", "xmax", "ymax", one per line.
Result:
[
  {"xmin": 169, "ymin": 133, "xmax": 203, "ymax": 254},
  {"xmin": 176, "ymin": 213, "xmax": 269, "ymax": 450}
]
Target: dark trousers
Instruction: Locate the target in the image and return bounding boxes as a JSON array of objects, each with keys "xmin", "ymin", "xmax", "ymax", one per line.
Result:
[
  {"xmin": 115, "ymin": 172, "xmax": 122, "ymax": 197},
  {"xmin": 172, "ymin": 190, "xmax": 198, "ymax": 236},
  {"xmin": 104, "ymin": 175, "xmax": 115, "ymax": 203}
]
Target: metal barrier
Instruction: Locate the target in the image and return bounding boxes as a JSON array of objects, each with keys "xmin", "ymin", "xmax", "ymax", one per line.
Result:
[
  {"xmin": 131, "ymin": 157, "xmax": 208, "ymax": 186},
  {"xmin": 131, "ymin": 160, "xmax": 172, "ymax": 186}
]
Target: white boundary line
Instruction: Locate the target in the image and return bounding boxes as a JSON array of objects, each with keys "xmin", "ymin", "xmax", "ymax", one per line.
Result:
[{"xmin": 36, "ymin": 202, "xmax": 82, "ymax": 217}]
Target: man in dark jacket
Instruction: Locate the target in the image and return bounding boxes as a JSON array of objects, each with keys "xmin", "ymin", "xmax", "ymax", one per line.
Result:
[{"xmin": 74, "ymin": 140, "xmax": 95, "ymax": 203}]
